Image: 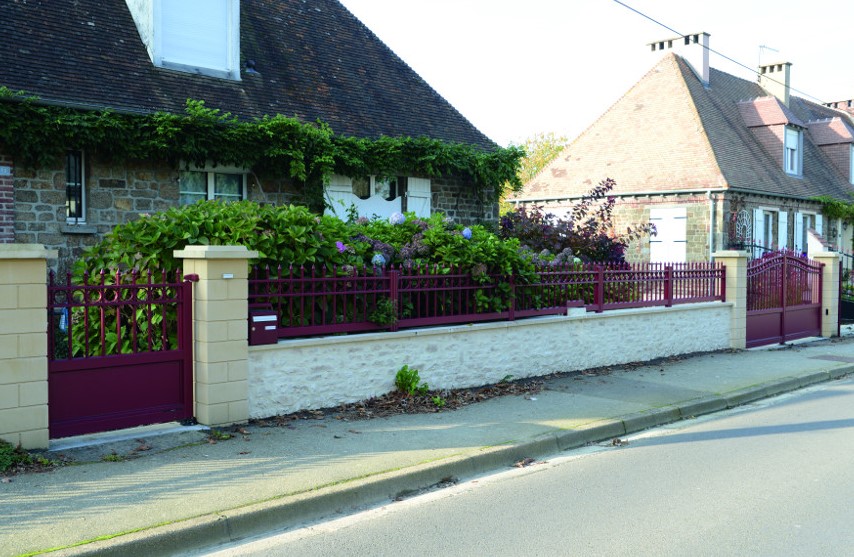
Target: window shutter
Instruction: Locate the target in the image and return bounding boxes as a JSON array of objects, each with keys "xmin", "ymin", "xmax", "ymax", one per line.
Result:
[
  {"xmin": 815, "ymin": 214, "xmax": 823, "ymax": 235},
  {"xmin": 794, "ymin": 211, "xmax": 804, "ymax": 253},
  {"xmin": 407, "ymin": 178, "xmax": 431, "ymax": 218},
  {"xmin": 753, "ymin": 208, "xmax": 764, "ymax": 248},
  {"xmin": 777, "ymin": 211, "xmax": 788, "ymax": 249}
]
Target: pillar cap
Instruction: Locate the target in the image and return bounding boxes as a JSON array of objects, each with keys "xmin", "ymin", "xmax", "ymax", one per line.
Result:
[
  {"xmin": 713, "ymin": 250, "xmax": 748, "ymax": 258},
  {"xmin": 0, "ymin": 244, "xmax": 58, "ymax": 260},
  {"xmin": 174, "ymin": 245, "xmax": 258, "ymax": 260}
]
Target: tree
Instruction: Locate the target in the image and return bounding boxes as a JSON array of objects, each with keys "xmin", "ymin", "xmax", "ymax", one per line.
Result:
[{"xmin": 500, "ymin": 132, "xmax": 570, "ymax": 213}]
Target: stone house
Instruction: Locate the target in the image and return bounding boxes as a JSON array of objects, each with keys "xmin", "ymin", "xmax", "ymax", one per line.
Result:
[
  {"xmin": 0, "ymin": 0, "xmax": 501, "ymax": 272},
  {"xmin": 510, "ymin": 33, "xmax": 854, "ymax": 263}
]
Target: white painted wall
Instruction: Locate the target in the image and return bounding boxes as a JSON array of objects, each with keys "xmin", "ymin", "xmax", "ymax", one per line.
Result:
[{"xmin": 248, "ymin": 303, "xmax": 732, "ymax": 418}]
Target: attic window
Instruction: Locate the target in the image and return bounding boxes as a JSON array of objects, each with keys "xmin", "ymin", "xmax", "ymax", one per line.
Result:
[
  {"xmin": 784, "ymin": 126, "xmax": 803, "ymax": 176},
  {"xmin": 155, "ymin": 0, "xmax": 240, "ymax": 80}
]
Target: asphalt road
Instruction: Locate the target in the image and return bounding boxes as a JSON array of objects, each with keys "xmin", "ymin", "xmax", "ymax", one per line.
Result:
[{"xmin": 196, "ymin": 375, "xmax": 854, "ymax": 557}]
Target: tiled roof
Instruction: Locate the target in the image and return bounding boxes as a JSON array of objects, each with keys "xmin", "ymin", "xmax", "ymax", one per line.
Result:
[
  {"xmin": 0, "ymin": 0, "xmax": 494, "ymax": 150},
  {"xmin": 514, "ymin": 53, "xmax": 854, "ymax": 202},
  {"xmin": 737, "ymin": 97, "xmax": 805, "ymax": 128},
  {"xmin": 807, "ymin": 118, "xmax": 854, "ymax": 146}
]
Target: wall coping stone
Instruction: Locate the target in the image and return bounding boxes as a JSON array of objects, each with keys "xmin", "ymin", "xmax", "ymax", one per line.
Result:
[
  {"xmin": 249, "ymin": 302, "xmax": 734, "ymax": 352},
  {"xmin": 0, "ymin": 244, "xmax": 57, "ymax": 260}
]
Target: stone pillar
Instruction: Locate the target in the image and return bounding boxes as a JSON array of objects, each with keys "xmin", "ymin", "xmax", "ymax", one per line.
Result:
[
  {"xmin": 0, "ymin": 244, "xmax": 56, "ymax": 449},
  {"xmin": 812, "ymin": 251, "xmax": 840, "ymax": 338},
  {"xmin": 174, "ymin": 245, "xmax": 257, "ymax": 426},
  {"xmin": 713, "ymin": 250, "xmax": 748, "ymax": 350}
]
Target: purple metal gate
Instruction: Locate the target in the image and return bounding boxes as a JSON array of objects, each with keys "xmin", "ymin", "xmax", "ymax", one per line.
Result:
[
  {"xmin": 747, "ymin": 252, "xmax": 822, "ymax": 348},
  {"xmin": 48, "ymin": 270, "xmax": 197, "ymax": 439}
]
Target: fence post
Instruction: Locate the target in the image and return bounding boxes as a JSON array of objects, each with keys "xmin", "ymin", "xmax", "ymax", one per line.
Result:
[
  {"xmin": 174, "ymin": 245, "xmax": 258, "ymax": 427},
  {"xmin": 595, "ymin": 265, "xmax": 605, "ymax": 313},
  {"xmin": 811, "ymin": 251, "xmax": 840, "ymax": 338},
  {"xmin": 713, "ymin": 250, "xmax": 748, "ymax": 349},
  {"xmin": 0, "ymin": 245, "xmax": 56, "ymax": 449},
  {"xmin": 389, "ymin": 269, "xmax": 400, "ymax": 333},
  {"xmin": 664, "ymin": 266, "xmax": 673, "ymax": 307}
]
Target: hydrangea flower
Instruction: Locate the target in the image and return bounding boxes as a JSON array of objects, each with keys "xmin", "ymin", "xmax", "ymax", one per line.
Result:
[
  {"xmin": 389, "ymin": 212, "xmax": 406, "ymax": 225},
  {"xmin": 335, "ymin": 241, "xmax": 347, "ymax": 253},
  {"xmin": 462, "ymin": 227, "xmax": 472, "ymax": 240},
  {"xmin": 371, "ymin": 253, "xmax": 387, "ymax": 267}
]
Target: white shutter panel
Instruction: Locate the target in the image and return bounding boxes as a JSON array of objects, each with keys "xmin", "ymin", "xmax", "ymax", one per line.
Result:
[
  {"xmin": 327, "ymin": 175, "xmax": 352, "ymax": 193},
  {"xmin": 777, "ymin": 211, "xmax": 788, "ymax": 250},
  {"xmin": 753, "ymin": 208, "xmax": 764, "ymax": 257},
  {"xmin": 407, "ymin": 178, "xmax": 431, "ymax": 218},
  {"xmin": 794, "ymin": 212, "xmax": 804, "ymax": 253},
  {"xmin": 815, "ymin": 214, "xmax": 823, "ymax": 235}
]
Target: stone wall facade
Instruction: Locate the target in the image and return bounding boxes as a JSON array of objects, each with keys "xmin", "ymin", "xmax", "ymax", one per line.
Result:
[
  {"xmin": 432, "ymin": 177, "xmax": 499, "ymax": 225},
  {"xmin": 12, "ymin": 153, "xmax": 494, "ymax": 272},
  {"xmin": 0, "ymin": 153, "xmax": 13, "ymax": 244}
]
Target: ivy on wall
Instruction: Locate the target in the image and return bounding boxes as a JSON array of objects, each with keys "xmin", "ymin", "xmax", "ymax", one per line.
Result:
[
  {"xmin": 813, "ymin": 195, "xmax": 854, "ymax": 223},
  {"xmin": 0, "ymin": 88, "xmax": 524, "ymax": 212}
]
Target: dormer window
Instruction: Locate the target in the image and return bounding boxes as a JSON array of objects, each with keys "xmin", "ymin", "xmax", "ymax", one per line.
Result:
[
  {"xmin": 126, "ymin": 0, "xmax": 240, "ymax": 80},
  {"xmin": 784, "ymin": 126, "xmax": 802, "ymax": 176}
]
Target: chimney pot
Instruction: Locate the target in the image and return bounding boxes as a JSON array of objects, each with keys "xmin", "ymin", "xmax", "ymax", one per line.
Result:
[{"xmin": 649, "ymin": 32, "xmax": 710, "ymax": 86}]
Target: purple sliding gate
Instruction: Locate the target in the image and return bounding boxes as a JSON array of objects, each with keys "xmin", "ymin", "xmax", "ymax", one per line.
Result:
[
  {"xmin": 746, "ymin": 252, "xmax": 822, "ymax": 348},
  {"xmin": 48, "ymin": 270, "xmax": 197, "ymax": 439}
]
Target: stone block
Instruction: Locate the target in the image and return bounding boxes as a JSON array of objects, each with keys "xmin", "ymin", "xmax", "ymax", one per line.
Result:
[
  {"xmin": 195, "ymin": 362, "xmax": 229, "ymax": 384},
  {"xmin": 19, "ymin": 428, "xmax": 49, "ymax": 450},
  {"xmin": 0, "ymin": 309, "xmax": 45, "ymax": 335},
  {"xmin": 0, "ymin": 358, "xmax": 47, "ymax": 384},
  {"xmin": 195, "ymin": 402, "xmax": 230, "ymax": 426},
  {"xmin": 0, "ymin": 405, "xmax": 48, "ymax": 434},
  {"xmin": 19, "ymin": 381, "xmax": 47, "ymax": 406},
  {"xmin": 0, "ymin": 384, "xmax": 18, "ymax": 409},
  {"xmin": 195, "ymin": 340, "xmax": 247, "ymax": 364}
]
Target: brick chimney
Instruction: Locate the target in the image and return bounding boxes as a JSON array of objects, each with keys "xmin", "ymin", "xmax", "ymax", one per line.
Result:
[
  {"xmin": 825, "ymin": 99, "xmax": 854, "ymax": 117},
  {"xmin": 649, "ymin": 32, "xmax": 710, "ymax": 86},
  {"xmin": 758, "ymin": 62, "xmax": 792, "ymax": 106}
]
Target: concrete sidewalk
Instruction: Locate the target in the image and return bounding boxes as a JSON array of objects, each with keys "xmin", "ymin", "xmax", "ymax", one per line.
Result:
[{"xmin": 4, "ymin": 331, "xmax": 854, "ymax": 557}]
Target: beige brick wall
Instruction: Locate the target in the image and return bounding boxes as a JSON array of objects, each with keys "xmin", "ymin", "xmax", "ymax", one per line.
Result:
[
  {"xmin": 0, "ymin": 245, "xmax": 55, "ymax": 449},
  {"xmin": 174, "ymin": 245, "xmax": 257, "ymax": 426}
]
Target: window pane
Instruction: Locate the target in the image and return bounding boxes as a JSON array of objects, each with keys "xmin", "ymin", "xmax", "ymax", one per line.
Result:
[
  {"xmin": 352, "ymin": 177, "xmax": 370, "ymax": 200},
  {"xmin": 213, "ymin": 173, "xmax": 242, "ymax": 200},
  {"xmin": 179, "ymin": 172, "xmax": 207, "ymax": 193},
  {"xmin": 66, "ymin": 151, "xmax": 84, "ymax": 220},
  {"xmin": 179, "ymin": 171, "xmax": 207, "ymax": 205}
]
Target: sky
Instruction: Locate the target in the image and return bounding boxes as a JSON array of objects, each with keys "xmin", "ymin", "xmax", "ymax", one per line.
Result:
[{"xmin": 338, "ymin": 0, "xmax": 854, "ymax": 147}]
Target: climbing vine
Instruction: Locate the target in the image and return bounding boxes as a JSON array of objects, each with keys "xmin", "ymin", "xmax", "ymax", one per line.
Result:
[
  {"xmin": 813, "ymin": 195, "xmax": 854, "ymax": 223},
  {"xmin": 0, "ymin": 87, "xmax": 524, "ymax": 212}
]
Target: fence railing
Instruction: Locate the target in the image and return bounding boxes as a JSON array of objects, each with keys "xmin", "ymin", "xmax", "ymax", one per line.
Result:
[
  {"xmin": 48, "ymin": 269, "xmax": 196, "ymax": 360},
  {"xmin": 248, "ymin": 262, "xmax": 726, "ymax": 341}
]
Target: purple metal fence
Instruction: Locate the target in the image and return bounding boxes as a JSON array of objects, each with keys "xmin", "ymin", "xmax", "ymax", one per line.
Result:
[
  {"xmin": 746, "ymin": 251, "xmax": 823, "ymax": 347},
  {"xmin": 48, "ymin": 269, "xmax": 198, "ymax": 359},
  {"xmin": 249, "ymin": 261, "xmax": 725, "ymax": 341},
  {"xmin": 47, "ymin": 269, "xmax": 198, "ymax": 438}
]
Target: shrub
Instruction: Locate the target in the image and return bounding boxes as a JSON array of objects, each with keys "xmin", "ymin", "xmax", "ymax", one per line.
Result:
[{"xmin": 499, "ymin": 178, "xmax": 653, "ymax": 263}]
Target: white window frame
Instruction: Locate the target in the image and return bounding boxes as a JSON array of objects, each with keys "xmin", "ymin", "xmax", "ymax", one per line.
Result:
[
  {"xmin": 66, "ymin": 150, "xmax": 86, "ymax": 225},
  {"xmin": 784, "ymin": 126, "xmax": 803, "ymax": 176},
  {"xmin": 794, "ymin": 211, "xmax": 821, "ymax": 254},
  {"xmin": 153, "ymin": 0, "xmax": 240, "ymax": 80},
  {"xmin": 752, "ymin": 207, "xmax": 780, "ymax": 257},
  {"xmin": 178, "ymin": 166, "xmax": 247, "ymax": 205}
]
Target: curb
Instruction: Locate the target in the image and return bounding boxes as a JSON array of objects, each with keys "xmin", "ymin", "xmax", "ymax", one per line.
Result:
[{"xmin": 52, "ymin": 367, "xmax": 854, "ymax": 557}]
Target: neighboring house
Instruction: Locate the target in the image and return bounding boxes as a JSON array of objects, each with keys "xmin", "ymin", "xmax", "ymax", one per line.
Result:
[
  {"xmin": 0, "ymin": 0, "xmax": 499, "ymax": 270},
  {"xmin": 511, "ymin": 33, "xmax": 854, "ymax": 263}
]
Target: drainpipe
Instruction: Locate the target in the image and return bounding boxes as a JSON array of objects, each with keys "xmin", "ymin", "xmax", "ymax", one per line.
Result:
[{"xmin": 707, "ymin": 190, "xmax": 715, "ymax": 260}]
